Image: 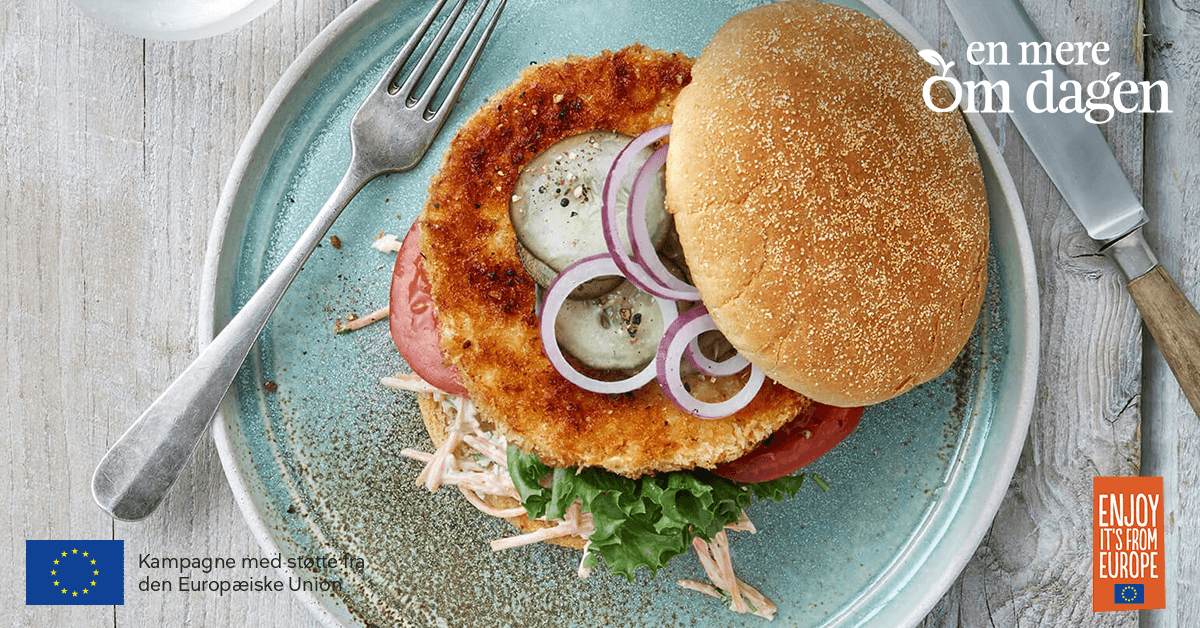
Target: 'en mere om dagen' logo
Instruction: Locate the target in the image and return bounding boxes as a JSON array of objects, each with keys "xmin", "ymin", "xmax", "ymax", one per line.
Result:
[{"xmin": 920, "ymin": 41, "xmax": 1170, "ymax": 125}]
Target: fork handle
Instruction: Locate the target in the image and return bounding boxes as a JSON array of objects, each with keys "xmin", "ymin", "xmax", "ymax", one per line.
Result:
[{"xmin": 92, "ymin": 160, "xmax": 375, "ymax": 522}]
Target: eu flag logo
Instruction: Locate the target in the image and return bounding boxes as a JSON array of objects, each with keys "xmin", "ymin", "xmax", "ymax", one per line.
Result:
[
  {"xmin": 25, "ymin": 540, "xmax": 124, "ymax": 605},
  {"xmin": 1115, "ymin": 583, "xmax": 1144, "ymax": 604}
]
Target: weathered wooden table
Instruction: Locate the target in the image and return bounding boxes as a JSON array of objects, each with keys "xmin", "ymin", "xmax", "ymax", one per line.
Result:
[{"xmin": 3, "ymin": 0, "xmax": 1197, "ymax": 625}]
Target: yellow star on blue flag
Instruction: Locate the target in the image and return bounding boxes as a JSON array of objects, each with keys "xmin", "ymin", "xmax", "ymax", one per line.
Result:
[{"xmin": 25, "ymin": 540, "xmax": 124, "ymax": 606}]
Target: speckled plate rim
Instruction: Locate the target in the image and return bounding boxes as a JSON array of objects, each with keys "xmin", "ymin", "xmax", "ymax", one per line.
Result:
[
  {"xmin": 198, "ymin": 2, "xmax": 384, "ymax": 627},
  {"xmin": 197, "ymin": 1, "xmax": 1041, "ymax": 627}
]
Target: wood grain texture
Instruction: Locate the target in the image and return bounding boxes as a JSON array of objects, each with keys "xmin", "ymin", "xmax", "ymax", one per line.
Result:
[
  {"xmin": 0, "ymin": 0, "xmax": 1191, "ymax": 626},
  {"xmin": 1, "ymin": 0, "xmax": 348, "ymax": 626},
  {"xmin": 2, "ymin": 3, "xmax": 145, "ymax": 626},
  {"xmin": 1140, "ymin": 0, "xmax": 1200, "ymax": 626},
  {"xmin": 1128, "ymin": 266, "xmax": 1200, "ymax": 417}
]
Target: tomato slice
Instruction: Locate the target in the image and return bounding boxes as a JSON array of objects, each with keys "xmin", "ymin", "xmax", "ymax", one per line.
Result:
[
  {"xmin": 389, "ymin": 221, "xmax": 468, "ymax": 395},
  {"xmin": 713, "ymin": 403, "xmax": 863, "ymax": 484}
]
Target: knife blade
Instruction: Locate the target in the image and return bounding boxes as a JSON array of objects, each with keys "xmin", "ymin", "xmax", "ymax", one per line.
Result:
[
  {"xmin": 941, "ymin": 0, "xmax": 1147, "ymax": 243},
  {"xmin": 941, "ymin": 0, "xmax": 1200, "ymax": 418}
]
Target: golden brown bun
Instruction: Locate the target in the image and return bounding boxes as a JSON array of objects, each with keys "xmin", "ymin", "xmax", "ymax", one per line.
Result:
[
  {"xmin": 420, "ymin": 45, "xmax": 810, "ymax": 476},
  {"xmin": 666, "ymin": 1, "xmax": 989, "ymax": 407},
  {"xmin": 415, "ymin": 394, "xmax": 586, "ymax": 550}
]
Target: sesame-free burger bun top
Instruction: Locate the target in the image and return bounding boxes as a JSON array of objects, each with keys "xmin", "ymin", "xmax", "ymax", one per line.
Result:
[{"xmin": 665, "ymin": 0, "xmax": 989, "ymax": 407}]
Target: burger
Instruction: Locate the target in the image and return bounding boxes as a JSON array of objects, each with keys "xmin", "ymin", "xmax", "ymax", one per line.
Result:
[{"xmin": 379, "ymin": 0, "xmax": 988, "ymax": 618}]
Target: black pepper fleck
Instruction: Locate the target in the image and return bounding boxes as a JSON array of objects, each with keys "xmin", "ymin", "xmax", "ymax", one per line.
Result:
[{"xmin": 560, "ymin": 198, "xmax": 570, "ymax": 207}]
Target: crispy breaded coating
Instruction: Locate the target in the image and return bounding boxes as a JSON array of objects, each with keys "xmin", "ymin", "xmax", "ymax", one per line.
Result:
[{"xmin": 419, "ymin": 45, "xmax": 808, "ymax": 477}]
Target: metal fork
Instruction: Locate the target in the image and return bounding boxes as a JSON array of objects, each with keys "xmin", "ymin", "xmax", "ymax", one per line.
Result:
[{"xmin": 91, "ymin": 0, "xmax": 506, "ymax": 522}]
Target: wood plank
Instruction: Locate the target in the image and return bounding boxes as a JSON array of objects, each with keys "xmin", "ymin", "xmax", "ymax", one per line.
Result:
[
  {"xmin": 878, "ymin": 0, "xmax": 1147, "ymax": 626},
  {"xmin": 1140, "ymin": 0, "xmax": 1200, "ymax": 625},
  {"xmin": 0, "ymin": 0, "xmax": 344, "ymax": 626},
  {"xmin": 2, "ymin": 0, "xmax": 145, "ymax": 625}
]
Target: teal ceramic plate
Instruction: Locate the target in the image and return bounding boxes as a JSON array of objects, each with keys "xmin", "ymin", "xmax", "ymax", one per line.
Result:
[{"xmin": 201, "ymin": 1, "xmax": 1039, "ymax": 626}]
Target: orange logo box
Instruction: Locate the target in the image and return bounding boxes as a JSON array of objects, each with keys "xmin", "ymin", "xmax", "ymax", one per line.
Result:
[{"xmin": 1093, "ymin": 476, "xmax": 1165, "ymax": 611}]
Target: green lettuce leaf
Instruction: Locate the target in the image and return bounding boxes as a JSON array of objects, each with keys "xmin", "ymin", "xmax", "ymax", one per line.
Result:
[
  {"xmin": 506, "ymin": 445, "xmax": 820, "ymax": 580},
  {"xmin": 507, "ymin": 448, "xmax": 553, "ymax": 517}
]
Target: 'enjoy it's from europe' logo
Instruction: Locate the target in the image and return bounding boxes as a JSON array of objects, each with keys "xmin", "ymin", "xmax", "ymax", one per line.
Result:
[{"xmin": 1093, "ymin": 477, "xmax": 1164, "ymax": 612}]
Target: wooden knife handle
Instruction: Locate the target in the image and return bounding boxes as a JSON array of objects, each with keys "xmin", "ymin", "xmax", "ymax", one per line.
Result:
[{"xmin": 1127, "ymin": 265, "xmax": 1200, "ymax": 415}]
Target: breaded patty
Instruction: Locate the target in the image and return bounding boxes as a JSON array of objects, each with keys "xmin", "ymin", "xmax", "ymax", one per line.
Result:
[{"xmin": 419, "ymin": 45, "xmax": 809, "ymax": 477}]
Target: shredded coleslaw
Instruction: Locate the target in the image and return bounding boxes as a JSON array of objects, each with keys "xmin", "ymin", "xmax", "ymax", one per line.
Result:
[{"xmin": 387, "ymin": 371, "xmax": 776, "ymax": 619}]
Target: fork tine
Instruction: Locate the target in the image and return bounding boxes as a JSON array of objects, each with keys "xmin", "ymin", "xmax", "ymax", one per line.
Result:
[
  {"xmin": 376, "ymin": 0, "xmax": 452, "ymax": 96},
  {"xmin": 395, "ymin": 0, "xmax": 471, "ymax": 100},
  {"xmin": 427, "ymin": 0, "xmax": 507, "ymax": 128},
  {"xmin": 415, "ymin": 0, "xmax": 494, "ymax": 113}
]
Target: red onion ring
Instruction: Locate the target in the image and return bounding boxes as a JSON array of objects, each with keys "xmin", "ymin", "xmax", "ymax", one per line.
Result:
[
  {"xmin": 628, "ymin": 145, "xmax": 700, "ymax": 300},
  {"xmin": 685, "ymin": 336, "xmax": 750, "ymax": 377},
  {"xmin": 541, "ymin": 254, "xmax": 679, "ymax": 394},
  {"xmin": 540, "ymin": 126, "xmax": 760, "ymax": 417},
  {"xmin": 656, "ymin": 305, "xmax": 765, "ymax": 418},
  {"xmin": 600, "ymin": 125, "xmax": 697, "ymax": 301}
]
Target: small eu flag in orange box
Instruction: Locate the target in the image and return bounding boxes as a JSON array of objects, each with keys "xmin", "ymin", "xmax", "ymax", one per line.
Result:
[
  {"xmin": 25, "ymin": 540, "xmax": 124, "ymax": 605},
  {"xmin": 1115, "ymin": 583, "xmax": 1145, "ymax": 604}
]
